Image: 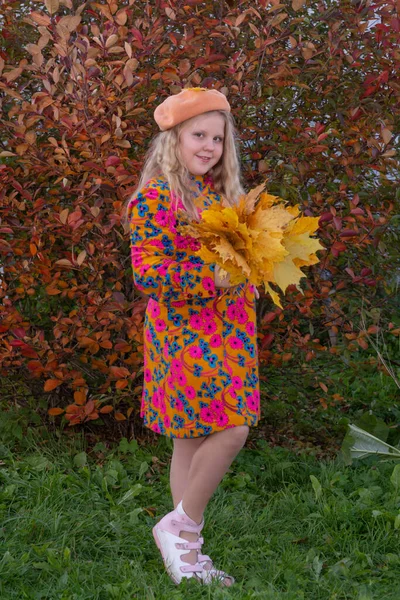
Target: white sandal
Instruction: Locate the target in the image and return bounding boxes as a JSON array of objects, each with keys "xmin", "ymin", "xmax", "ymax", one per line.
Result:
[
  {"xmin": 152, "ymin": 501, "xmax": 205, "ymax": 584},
  {"xmin": 153, "ymin": 501, "xmax": 235, "ymax": 586}
]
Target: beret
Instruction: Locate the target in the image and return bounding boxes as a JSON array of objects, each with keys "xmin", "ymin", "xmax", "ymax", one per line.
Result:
[{"xmin": 154, "ymin": 87, "xmax": 231, "ymax": 131}]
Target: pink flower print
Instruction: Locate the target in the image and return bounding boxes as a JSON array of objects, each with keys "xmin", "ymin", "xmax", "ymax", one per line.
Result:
[
  {"xmin": 228, "ymin": 387, "xmax": 237, "ymax": 399},
  {"xmin": 155, "ymin": 210, "xmax": 168, "ymax": 226},
  {"xmin": 155, "ymin": 319, "xmax": 166, "ymax": 332},
  {"xmin": 158, "ymin": 387, "xmax": 165, "ymax": 400},
  {"xmin": 153, "ymin": 239, "xmax": 164, "ymax": 249},
  {"xmin": 246, "ymin": 395, "xmax": 259, "ymax": 412},
  {"xmin": 189, "ymin": 239, "xmax": 201, "ymax": 251},
  {"xmin": 152, "ymin": 390, "xmax": 160, "ymax": 408},
  {"xmin": 253, "ymin": 390, "xmax": 260, "ymax": 403},
  {"xmin": 232, "ymin": 376, "xmax": 243, "ymax": 390},
  {"xmin": 210, "ymin": 334, "xmax": 222, "ymax": 348},
  {"xmin": 185, "ymin": 386, "xmax": 196, "ymax": 400},
  {"xmin": 168, "ymin": 213, "xmax": 177, "ymax": 230},
  {"xmin": 189, "ymin": 346, "xmax": 203, "ymax": 359},
  {"xmin": 200, "ymin": 406, "xmax": 215, "ymax": 423},
  {"xmin": 246, "ymin": 322, "xmax": 255, "ymax": 336},
  {"xmin": 201, "ymin": 308, "xmax": 214, "ymax": 320},
  {"xmin": 228, "ymin": 336, "xmax": 244, "ymax": 350},
  {"xmin": 171, "ymin": 300, "xmax": 186, "ymax": 308},
  {"xmin": 175, "ymin": 235, "xmax": 187, "ymax": 249},
  {"xmin": 204, "ymin": 174, "xmax": 213, "ymax": 186},
  {"xmin": 226, "ymin": 305, "xmax": 236, "ymax": 320},
  {"xmin": 175, "ymin": 398, "xmax": 184, "ymax": 411},
  {"xmin": 131, "ymin": 253, "xmax": 143, "ymax": 269},
  {"xmin": 167, "ymin": 376, "xmax": 175, "ymax": 389},
  {"xmin": 159, "ymin": 398, "xmax": 167, "ymax": 415},
  {"xmin": 149, "ymin": 300, "xmax": 160, "ymax": 318},
  {"xmin": 202, "ymin": 277, "xmax": 215, "ymax": 293},
  {"xmin": 173, "ymin": 272, "xmax": 182, "ymax": 286},
  {"xmin": 164, "ymin": 414, "xmax": 171, "ymax": 429},
  {"xmin": 145, "ymin": 188, "xmax": 159, "ymax": 199},
  {"xmin": 216, "ymin": 412, "xmax": 229, "ymax": 428},
  {"xmin": 176, "ymin": 372, "xmax": 187, "ymax": 386},
  {"xmin": 144, "ymin": 369, "xmax": 152, "ymax": 383},
  {"xmin": 210, "ymin": 399, "xmax": 224, "ymax": 413},
  {"xmin": 145, "ymin": 330, "xmax": 153, "ymax": 343},
  {"xmin": 236, "ymin": 309, "xmax": 249, "ymax": 325},
  {"xmin": 182, "ymin": 261, "xmax": 195, "ymax": 270},
  {"xmin": 152, "ymin": 423, "xmax": 161, "ymax": 434},
  {"xmin": 204, "ymin": 320, "xmax": 217, "ymax": 335},
  {"xmin": 189, "ymin": 314, "xmax": 204, "ymax": 330},
  {"xmin": 171, "ymin": 359, "xmax": 183, "ymax": 373},
  {"xmin": 163, "ymin": 343, "xmax": 169, "ymax": 359},
  {"xmin": 237, "ymin": 298, "xmax": 245, "ymax": 309},
  {"xmin": 157, "ymin": 263, "xmax": 169, "ymax": 276}
]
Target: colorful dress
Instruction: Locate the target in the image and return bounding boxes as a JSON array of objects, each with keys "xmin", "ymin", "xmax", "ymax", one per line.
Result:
[{"xmin": 128, "ymin": 174, "xmax": 260, "ymax": 438}]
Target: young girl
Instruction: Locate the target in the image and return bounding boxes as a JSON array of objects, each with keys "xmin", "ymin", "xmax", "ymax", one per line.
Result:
[{"xmin": 127, "ymin": 88, "xmax": 260, "ymax": 586}]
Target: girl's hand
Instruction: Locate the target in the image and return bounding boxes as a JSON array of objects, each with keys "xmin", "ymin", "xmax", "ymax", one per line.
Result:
[{"xmin": 214, "ymin": 265, "xmax": 234, "ymax": 289}]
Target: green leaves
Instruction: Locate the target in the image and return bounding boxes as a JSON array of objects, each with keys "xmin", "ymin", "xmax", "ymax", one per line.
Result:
[
  {"xmin": 73, "ymin": 452, "xmax": 87, "ymax": 468},
  {"xmin": 310, "ymin": 474, "xmax": 322, "ymax": 500},
  {"xmin": 342, "ymin": 424, "xmax": 400, "ymax": 464}
]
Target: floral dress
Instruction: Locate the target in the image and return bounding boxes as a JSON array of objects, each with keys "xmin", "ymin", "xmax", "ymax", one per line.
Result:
[{"xmin": 128, "ymin": 174, "xmax": 260, "ymax": 438}]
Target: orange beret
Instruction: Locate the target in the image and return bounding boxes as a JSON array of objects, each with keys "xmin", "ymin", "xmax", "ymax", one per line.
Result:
[{"xmin": 154, "ymin": 87, "xmax": 231, "ymax": 131}]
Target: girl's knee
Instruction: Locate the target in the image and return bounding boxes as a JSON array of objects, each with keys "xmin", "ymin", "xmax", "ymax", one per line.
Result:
[
  {"xmin": 224, "ymin": 425, "xmax": 249, "ymax": 449},
  {"xmin": 236, "ymin": 425, "xmax": 250, "ymax": 445}
]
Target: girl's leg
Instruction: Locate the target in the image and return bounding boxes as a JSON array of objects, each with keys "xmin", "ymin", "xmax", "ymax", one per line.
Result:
[
  {"xmin": 170, "ymin": 436, "xmax": 206, "ymax": 508},
  {"xmin": 175, "ymin": 425, "xmax": 249, "ymax": 583},
  {"xmin": 182, "ymin": 425, "xmax": 249, "ymax": 524}
]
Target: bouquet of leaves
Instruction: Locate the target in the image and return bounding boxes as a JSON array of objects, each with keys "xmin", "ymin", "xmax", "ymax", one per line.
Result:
[{"xmin": 177, "ymin": 182, "xmax": 325, "ymax": 308}]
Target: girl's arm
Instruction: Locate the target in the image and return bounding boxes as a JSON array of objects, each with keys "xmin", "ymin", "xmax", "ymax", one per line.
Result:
[{"xmin": 128, "ymin": 181, "xmax": 220, "ymax": 303}]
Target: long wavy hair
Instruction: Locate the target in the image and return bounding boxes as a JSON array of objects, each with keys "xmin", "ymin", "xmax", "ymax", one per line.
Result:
[{"xmin": 125, "ymin": 110, "xmax": 244, "ymax": 223}]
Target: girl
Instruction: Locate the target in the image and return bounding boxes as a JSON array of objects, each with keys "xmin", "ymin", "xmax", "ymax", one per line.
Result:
[{"xmin": 127, "ymin": 87, "xmax": 260, "ymax": 586}]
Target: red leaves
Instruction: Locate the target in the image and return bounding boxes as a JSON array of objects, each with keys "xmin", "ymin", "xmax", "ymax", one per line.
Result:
[
  {"xmin": 0, "ymin": 0, "xmax": 397, "ymax": 437},
  {"xmin": 44, "ymin": 379, "xmax": 63, "ymax": 392},
  {"xmin": 109, "ymin": 366, "xmax": 130, "ymax": 379},
  {"xmin": 48, "ymin": 408, "xmax": 65, "ymax": 416},
  {"xmin": 339, "ymin": 229, "xmax": 359, "ymax": 238},
  {"xmin": 318, "ymin": 212, "xmax": 333, "ymax": 224}
]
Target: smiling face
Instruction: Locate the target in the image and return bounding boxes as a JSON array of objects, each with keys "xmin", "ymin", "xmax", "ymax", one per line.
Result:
[{"xmin": 178, "ymin": 112, "xmax": 225, "ymax": 176}]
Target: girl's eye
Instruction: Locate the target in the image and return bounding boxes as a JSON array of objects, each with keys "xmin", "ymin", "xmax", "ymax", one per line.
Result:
[{"xmin": 194, "ymin": 133, "xmax": 223, "ymax": 142}]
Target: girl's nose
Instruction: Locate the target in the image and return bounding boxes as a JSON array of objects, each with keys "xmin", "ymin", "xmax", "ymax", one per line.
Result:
[{"xmin": 203, "ymin": 138, "xmax": 215, "ymax": 151}]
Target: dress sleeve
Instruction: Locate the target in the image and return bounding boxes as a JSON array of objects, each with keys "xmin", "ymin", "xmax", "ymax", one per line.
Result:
[{"xmin": 128, "ymin": 179, "xmax": 219, "ymax": 303}]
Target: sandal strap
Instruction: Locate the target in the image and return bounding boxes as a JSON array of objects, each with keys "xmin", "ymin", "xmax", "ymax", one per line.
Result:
[
  {"xmin": 171, "ymin": 519, "xmax": 203, "ymax": 534},
  {"xmin": 180, "ymin": 563, "xmax": 204, "ymax": 574},
  {"xmin": 198, "ymin": 553, "xmax": 211, "ymax": 563},
  {"xmin": 176, "ymin": 538, "xmax": 203, "ymax": 550}
]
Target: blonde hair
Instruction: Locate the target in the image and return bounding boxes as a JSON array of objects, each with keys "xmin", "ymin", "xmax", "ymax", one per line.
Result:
[{"xmin": 125, "ymin": 110, "xmax": 244, "ymax": 223}]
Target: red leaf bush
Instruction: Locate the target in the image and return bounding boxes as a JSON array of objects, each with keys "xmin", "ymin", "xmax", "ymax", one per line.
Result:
[{"xmin": 0, "ymin": 1, "xmax": 398, "ymax": 429}]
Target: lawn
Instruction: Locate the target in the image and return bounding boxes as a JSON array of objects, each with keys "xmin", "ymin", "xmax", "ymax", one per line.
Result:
[{"xmin": 1, "ymin": 430, "xmax": 400, "ymax": 600}]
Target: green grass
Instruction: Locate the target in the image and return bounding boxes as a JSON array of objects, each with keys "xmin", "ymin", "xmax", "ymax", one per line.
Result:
[{"xmin": 1, "ymin": 432, "xmax": 400, "ymax": 600}]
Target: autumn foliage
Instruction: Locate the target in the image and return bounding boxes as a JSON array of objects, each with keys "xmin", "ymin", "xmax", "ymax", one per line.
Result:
[{"xmin": 0, "ymin": 0, "xmax": 399, "ymax": 428}]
